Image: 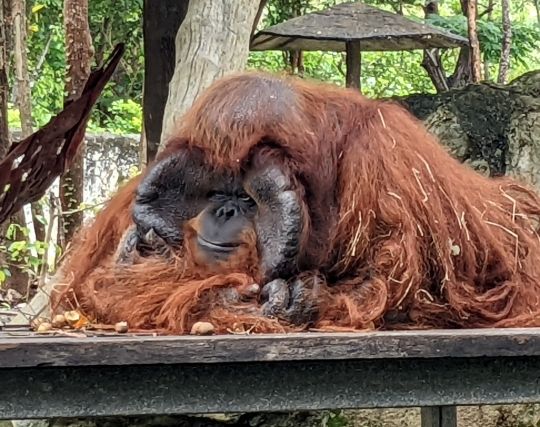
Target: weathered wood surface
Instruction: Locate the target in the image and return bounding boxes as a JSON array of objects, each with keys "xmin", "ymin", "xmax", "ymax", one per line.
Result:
[{"xmin": 2, "ymin": 328, "xmax": 540, "ymax": 368}]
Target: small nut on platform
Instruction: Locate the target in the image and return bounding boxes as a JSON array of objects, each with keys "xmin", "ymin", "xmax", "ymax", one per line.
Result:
[
  {"xmin": 64, "ymin": 310, "xmax": 80, "ymax": 326},
  {"xmin": 190, "ymin": 321, "xmax": 215, "ymax": 336},
  {"xmin": 36, "ymin": 322, "xmax": 52, "ymax": 333},
  {"xmin": 30, "ymin": 317, "xmax": 47, "ymax": 330},
  {"xmin": 115, "ymin": 321, "xmax": 129, "ymax": 333},
  {"xmin": 51, "ymin": 314, "xmax": 67, "ymax": 328}
]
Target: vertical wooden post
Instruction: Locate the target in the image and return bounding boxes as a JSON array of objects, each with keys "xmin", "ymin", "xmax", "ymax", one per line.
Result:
[
  {"xmin": 142, "ymin": 0, "xmax": 189, "ymax": 164},
  {"xmin": 345, "ymin": 40, "xmax": 361, "ymax": 91},
  {"xmin": 421, "ymin": 406, "xmax": 458, "ymax": 427}
]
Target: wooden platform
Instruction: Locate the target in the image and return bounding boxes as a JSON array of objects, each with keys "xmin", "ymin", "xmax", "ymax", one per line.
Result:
[{"xmin": 1, "ymin": 328, "xmax": 540, "ymax": 425}]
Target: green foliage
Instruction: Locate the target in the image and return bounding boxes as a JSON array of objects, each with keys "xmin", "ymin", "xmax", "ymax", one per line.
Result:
[
  {"xmin": 249, "ymin": 49, "xmax": 436, "ymax": 97},
  {"xmin": 7, "ymin": 105, "xmax": 21, "ymax": 128},
  {"xmin": 426, "ymin": 14, "xmax": 540, "ymax": 64},
  {"xmin": 0, "ymin": 262, "xmax": 11, "ymax": 285},
  {"xmin": 426, "ymin": 12, "xmax": 540, "ymax": 80},
  {"xmin": 0, "ymin": 224, "xmax": 52, "ymax": 285},
  {"xmin": 88, "ymin": 98, "xmax": 142, "ymax": 134},
  {"xmin": 324, "ymin": 410, "xmax": 350, "ymax": 427},
  {"xmin": 23, "ymin": 0, "xmax": 143, "ymax": 134},
  {"xmin": 26, "ymin": 0, "xmax": 66, "ymax": 125}
]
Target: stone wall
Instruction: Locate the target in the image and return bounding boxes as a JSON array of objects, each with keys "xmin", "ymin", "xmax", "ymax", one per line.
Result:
[{"xmin": 83, "ymin": 132, "xmax": 140, "ymax": 205}]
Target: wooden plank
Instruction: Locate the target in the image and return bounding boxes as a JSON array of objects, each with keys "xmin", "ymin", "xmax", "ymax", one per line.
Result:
[
  {"xmin": 1, "ymin": 328, "xmax": 540, "ymax": 368},
  {"xmin": 345, "ymin": 40, "xmax": 361, "ymax": 89},
  {"xmin": 421, "ymin": 407, "xmax": 458, "ymax": 427},
  {"xmin": 1, "ymin": 356, "xmax": 539, "ymax": 419}
]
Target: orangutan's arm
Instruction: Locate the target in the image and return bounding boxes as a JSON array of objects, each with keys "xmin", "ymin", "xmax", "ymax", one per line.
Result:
[{"xmin": 244, "ymin": 161, "xmax": 305, "ymax": 282}]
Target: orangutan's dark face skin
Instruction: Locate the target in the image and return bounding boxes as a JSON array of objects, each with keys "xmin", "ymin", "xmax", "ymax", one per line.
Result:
[
  {"xmin": 195, "ymin": 189, "xmax": 257, "ymax": 261},
  {"xmin": 115, "ymin": 147, "xmax": 319, "ymax": 326}
]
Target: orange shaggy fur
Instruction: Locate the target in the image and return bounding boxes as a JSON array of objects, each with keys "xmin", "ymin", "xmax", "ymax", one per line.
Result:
[{"xmin": 52, "ymin": 72, "xmax": 540, "ymax": 334}]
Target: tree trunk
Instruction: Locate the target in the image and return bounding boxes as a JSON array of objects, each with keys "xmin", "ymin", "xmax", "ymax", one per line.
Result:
[
  {"xmin": 12, "ymin": 0, "xmax": 32, "ymax": 137},
  {"xmin": 59, "ymin": 0, "xmax": 93, "ymax": 245},
  {"xmin": 448, "ymin": 1, "xmax": 473, "ymax": 88},
  {"xmin": 0, "ymin": 0, "xmax": 26, "ymax": 296},
  {"xmin": 483, "ymin": 0, "xmax": 494, "ymax": 81},
  {"xmin": 142, "ymin": 0, "xmax": 189, "ymax": 164},
  {"xmin": 12, "ymin": 0, "xmax": 48, "ymax": 242},
  {"xmin": 466, "ymin": 0, "xmax": 482, "ymax": 83},
  {"xmin": 0, "ymin": 0, "xmax": 11, "ymax": 289},
  {"xmin": 497, "ymin": 0, "xmax": 512, "ymax": 84},
  {"xmin": 160, "ymin": 0, "xmax": 260, "ymax": 148},
  {"xmin": 421, "ymin": 1, "xmax": 450, "ymax": 92},
  {"xmin": 0, "ymin": 0, "xmax": 10, "ymax": 158}
]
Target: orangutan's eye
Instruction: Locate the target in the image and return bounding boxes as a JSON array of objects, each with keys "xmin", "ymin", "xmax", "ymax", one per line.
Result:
[
  {"xmin": 239, "ymin": 194, "xmax": 255, "ymax": 205},
  {"xmin": 208, "ymin": 191, "xmax": 227, "ymax": 201}
]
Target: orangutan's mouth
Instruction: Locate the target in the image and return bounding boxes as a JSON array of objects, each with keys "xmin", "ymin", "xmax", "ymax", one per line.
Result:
[{"xmin": 197, "ymin": 235, "xmax": 239, "ymax": 253}]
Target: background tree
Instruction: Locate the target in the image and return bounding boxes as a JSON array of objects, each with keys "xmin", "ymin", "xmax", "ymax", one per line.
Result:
[
  {"xmin": 498, "ymin": 0, "xmax": 512, "ymax": 83},
  {"xmin": 0, "ymin": 0, "xmax": 9, "ymax": 158},
  {"xmin": 58, "ymin": 0, "xmax": 93, "ymax": 246},
  {"xmin": 0, "ymin": 0, "xmax": 10, "ymax": 288},
  {"xmin": 12, "ymin": 0, "xmax": 49, "ymax": 244},
  {"xmin": 465, "ymin": 0, "xmax": 482, "ymax": 82},
  {"xmin": 12, "ymin": 0, "xmax": 32, "ymax": 135},
  {"xmin": 12, "ymin": 0, "xmax": 32, "ymax": 138},
  {"xmin": 160, "ymin": 0, "xmax": 262, "ymax": 148},
  {"xmin": 141, "ymin": 0, "xmax": 188, "ymax": 164}
]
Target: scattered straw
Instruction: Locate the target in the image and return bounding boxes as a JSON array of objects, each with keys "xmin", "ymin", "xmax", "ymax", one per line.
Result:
[
  {"xmin": 377, "ymin": 108, "xmax": 387, "ymax": 128},
  {"xmin": 412, "ymin": 168, "xmax": 429, "ymax": 202}
]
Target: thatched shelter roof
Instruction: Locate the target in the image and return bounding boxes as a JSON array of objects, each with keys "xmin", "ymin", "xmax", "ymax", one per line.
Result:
[{"xmin": 251, "ymin": 1, "xmax": 468, "ymax": 52}]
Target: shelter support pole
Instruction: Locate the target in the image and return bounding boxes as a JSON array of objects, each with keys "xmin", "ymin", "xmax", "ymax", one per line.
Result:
[
  {"xmin": 345, "ymin": 40, "xmax": 361, "ymax": 91},
  {"xmin": 421, "ymin": 406, "xmax": 458, "ymax": 427}
]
